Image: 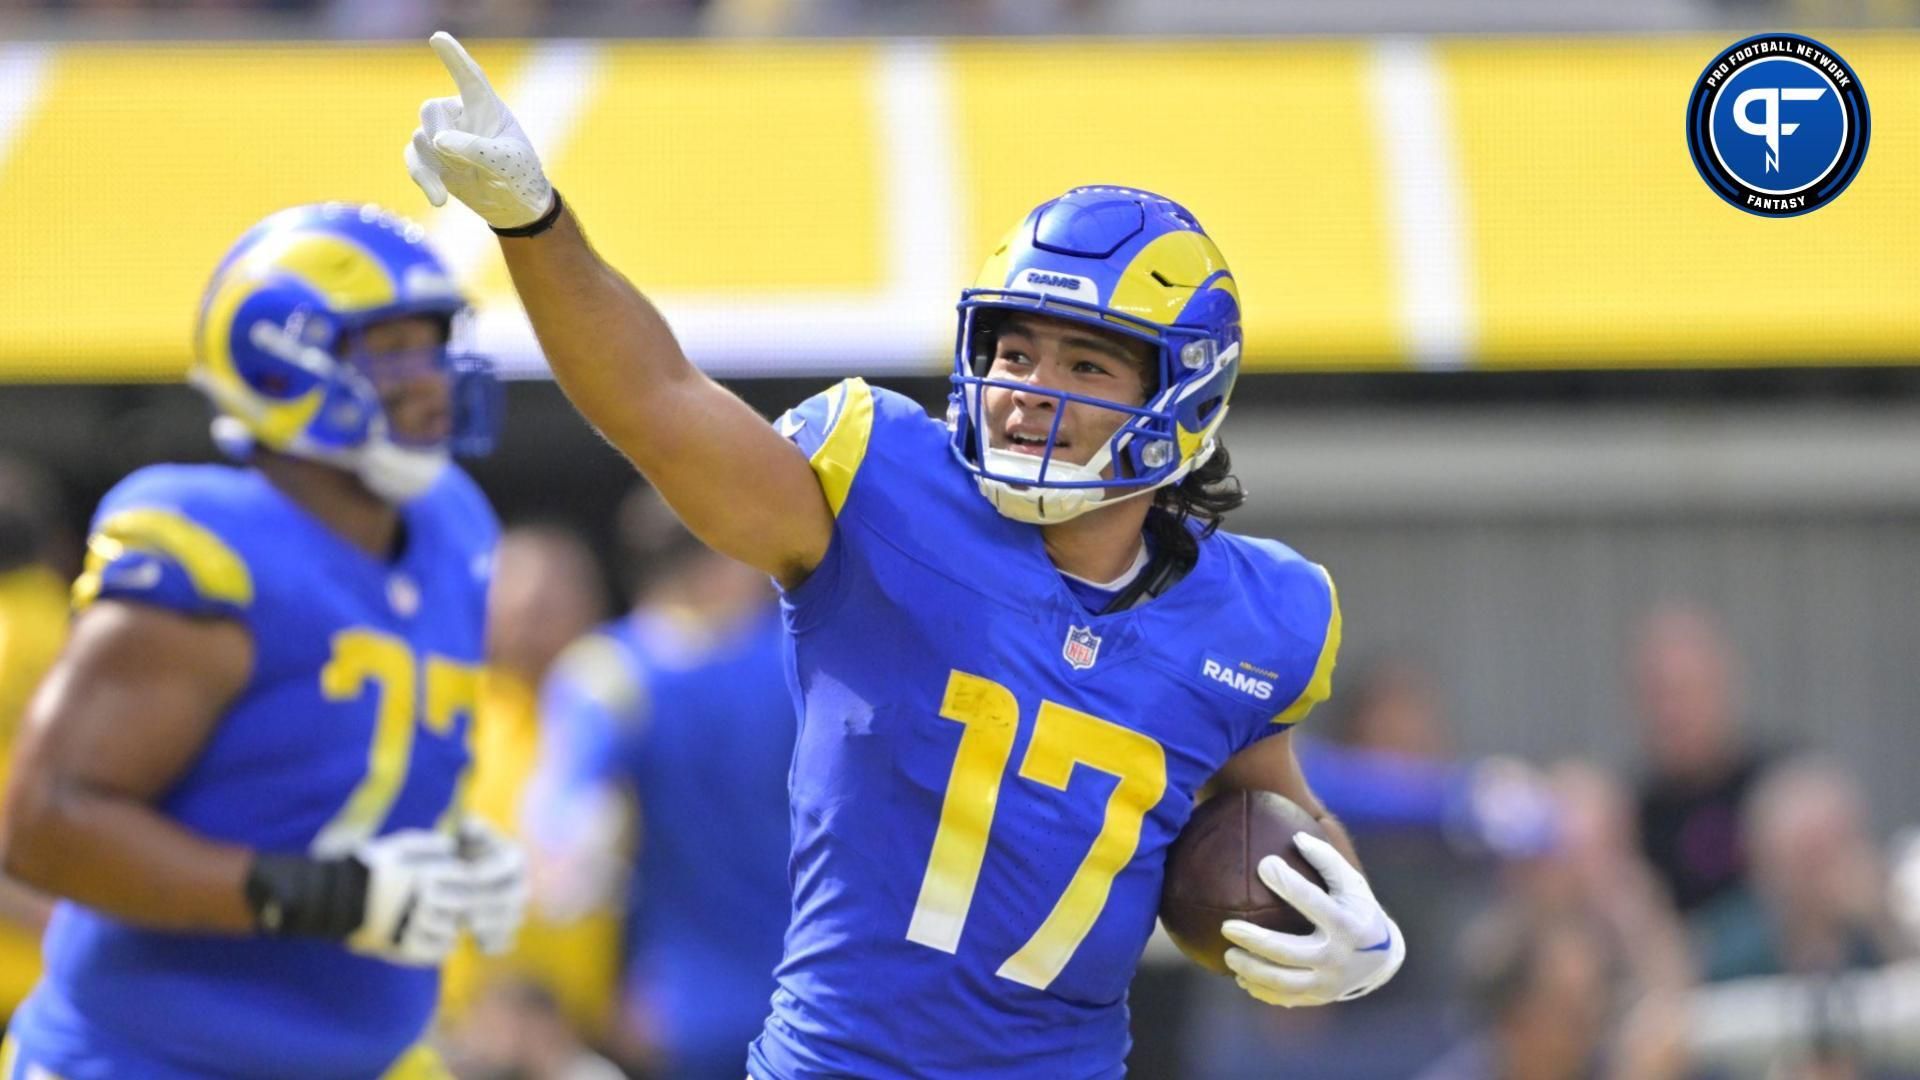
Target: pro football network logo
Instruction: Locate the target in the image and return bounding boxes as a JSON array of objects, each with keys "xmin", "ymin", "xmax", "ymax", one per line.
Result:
[
  {"xmin": 1686, "ymin": 33, "xmax": 1869, "ymax": 217},
  {"xmin": 1063, "ymin": 625, "xmax": 1102, "ymax": 670}
]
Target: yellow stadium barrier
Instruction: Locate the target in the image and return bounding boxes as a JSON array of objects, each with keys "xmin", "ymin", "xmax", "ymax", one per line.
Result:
[{"xmin": 0, "ymin": 35, "xmax": 1909, "ymax": 381}]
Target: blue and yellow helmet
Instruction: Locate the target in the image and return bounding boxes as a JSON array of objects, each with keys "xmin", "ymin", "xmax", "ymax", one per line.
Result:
[
  {"xmin": 948, "ymin": 185, "xmax": 1242, "ymax": 523},
  {"xmin": 191, "ymin": 203, "xmax": 500, "ymax": 498}
]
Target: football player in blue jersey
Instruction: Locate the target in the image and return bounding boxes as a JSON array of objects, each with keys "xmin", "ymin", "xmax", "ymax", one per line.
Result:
[
  {"xmin": 0, "ymin": 203, "xmax": 528, "ymax": 1080},
  {"xmin": 526, "ymin": 485, "xmax": 794, "ymax": 1079},
  {"xmin": 407, "ymin": 33, "xmax": 1404, "ymax": 1079}
]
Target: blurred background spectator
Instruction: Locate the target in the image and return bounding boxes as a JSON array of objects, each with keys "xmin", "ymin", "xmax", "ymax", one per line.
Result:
[
  {"xmin": 441, "ymin": 522, "xmax": 621, "ymax": 1047},
  {"xmin": 0, "ymin": 455, "xmax": 69, "ymax": 1034},
  {"xmin": 1677, "ymin": 758, "xmax": 1920, "ymax": 1078},
  {"xmin": 442, "ymin": 977, "xmax": 626, "ymax": 1080},
  {"xmin": 0, "ymin": 0, "xmax": 1913, "ymax": 38},
  {"xmin": 1631, "ymin": 604, "xmax": 1776, "ymax": 920},
  {"xmin": 1520, "ymin": 761, "xmax": 1695, "ymax": 998},
  {"xmin": 1699, "ymin": 756, "xmax": 1908, "ymax": 983},
  {"xmin": 1419, "ymin": 903, "xmax": 1690, "ymax": 1080}
]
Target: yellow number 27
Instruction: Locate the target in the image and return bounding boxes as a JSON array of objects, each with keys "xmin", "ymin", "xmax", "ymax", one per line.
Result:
[
  {"xmin": 905, "ymin": 670, "xmax": 1167, "ymax": 990},
  {"xmin": 309, "ymin": 628, "xmax": 483, "ymax": 858}
]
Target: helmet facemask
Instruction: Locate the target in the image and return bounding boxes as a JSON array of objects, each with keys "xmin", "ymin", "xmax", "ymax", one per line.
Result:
[
  {"xmin": 948, "ymin": 295, "xmax": 1233, "ymax": 525},
  {"xmin": 335, "ymin": 323, "xmax": 467, "ymax": 502},
  {"xmin": 203, "ymin": 306, "xmax": 501, "ymax": 504},
  {"xmin": 946, "ymin": 186, "xmax": 1243, "ymax": 526}
]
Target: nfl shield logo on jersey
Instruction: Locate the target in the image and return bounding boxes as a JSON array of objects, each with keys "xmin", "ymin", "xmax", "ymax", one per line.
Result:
[{"xmin": 1062, "ymin": 625, "xmax": 1102, "ymax": 670}]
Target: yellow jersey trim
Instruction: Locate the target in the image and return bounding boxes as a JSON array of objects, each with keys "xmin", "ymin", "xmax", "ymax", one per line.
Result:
[
  {"xmin": 808, "ymin": 377, "xmax": 876, "ymax": 517},
  {"xmin": 1271, "ymin": 566, "xmax": 1341, "ymax": 726},
  {"xmin": 72, "ymin": 508, "xmax": 254, "ymax": 611},
  {"xmin": 379, "ymin": 1042, "xmax": 454, "ymax": 1080}
]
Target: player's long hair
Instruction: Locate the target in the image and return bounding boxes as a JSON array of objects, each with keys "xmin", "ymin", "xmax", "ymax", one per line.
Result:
[
  {"xmin": 1142, "ymin": 439, "xmax": 1244, "ymax": 578},
  {"xmin": 1154, "ymin": 438, "xmax": 1243, "ymax": 537}
]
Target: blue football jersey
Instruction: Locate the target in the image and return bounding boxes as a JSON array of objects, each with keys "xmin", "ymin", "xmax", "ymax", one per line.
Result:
[
  {"xmin": 747, "ymin": 380, "xmax": 1341, "ymax": 1080},
  {"xmin": 11, "ymin": 463, "xmax": 496, "ymax": 1080},
  {"xmin": 532, "ymin": 605, "xmax": 794, "ymax": 1075}
]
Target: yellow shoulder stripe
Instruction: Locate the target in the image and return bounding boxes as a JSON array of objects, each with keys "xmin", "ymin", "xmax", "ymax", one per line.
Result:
[
  {"xmin": 0, "ymin": 1032, "xmax": 20, "ymax": 1080},
  {"xmin": 379, "ymin": 1041, "xmax": 454, "ymax": 1080},
  {"xmin": 808, "ymin": 377, "xmax": 876, "ymax": 518},
  {"xmin": 1271, "ymin": 566, "xmax": 1341, "ymax": 726},
  {"xmin": 72, "ymin": 507, "xmax": 254, "ymax": 611}
]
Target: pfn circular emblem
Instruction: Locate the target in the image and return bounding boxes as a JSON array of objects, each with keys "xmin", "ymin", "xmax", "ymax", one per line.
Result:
[{"xmin": 1686, "ymin": 33, "xmax": 1869, "ymax": 217}]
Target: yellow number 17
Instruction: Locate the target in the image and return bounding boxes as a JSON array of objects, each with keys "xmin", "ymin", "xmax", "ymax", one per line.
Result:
[{"xmin": 905, "ymin": 670, "xmax": 1167, "ymax": 990}]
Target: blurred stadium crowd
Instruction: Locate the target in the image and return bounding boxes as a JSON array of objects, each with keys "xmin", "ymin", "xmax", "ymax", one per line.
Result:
[
  {"xmin": 0, "ymin": 0, "xmax": 1913, "ymax": 38},
  {"xmin": 4, "ymin": 439, "xmax": 1919, "ymax": 1079}
]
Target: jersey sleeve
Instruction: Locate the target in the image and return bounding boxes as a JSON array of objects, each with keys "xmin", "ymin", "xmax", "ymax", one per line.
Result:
[
  {"xmin": 1264, "ymin": 561, "xmax": 1342, "ymax": 735},
  {"xmin": 70, "ymin": 472, "xmax": 255, "ymax": 621},
  {"xmin": 774, "ymin": 376, "xmax": 879, "ymax": 520},
  {"xmin": 775, "ymin": 377, "xmax": 939, "ymax": 624}
]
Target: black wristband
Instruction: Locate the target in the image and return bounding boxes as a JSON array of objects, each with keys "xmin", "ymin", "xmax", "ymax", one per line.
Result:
[
  {"xmin": 245, "ymin": 853, "xmax": 369, "ymax": 938},
  {"xmin": 491, "ymin": 190, "xmax": 563, "ymax": 238}
]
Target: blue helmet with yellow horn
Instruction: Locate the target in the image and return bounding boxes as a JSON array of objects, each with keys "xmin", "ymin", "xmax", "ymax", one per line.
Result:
[
  {"xmin": 190, "ymin": 202, "xmax": 499, "ymax": 502},
  {"xmin": 948, "ymin": 185, "xmax": 1242, "ymax": 524}
]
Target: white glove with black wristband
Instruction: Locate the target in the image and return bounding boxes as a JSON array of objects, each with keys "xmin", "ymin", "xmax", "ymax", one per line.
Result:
[
  {"xmin": 247, "ymin": 828, "xmax": 478, "ymax": 967},
  {"xmin": 406, "ymin": 32, "xmax": 559, "ymax": 235}
]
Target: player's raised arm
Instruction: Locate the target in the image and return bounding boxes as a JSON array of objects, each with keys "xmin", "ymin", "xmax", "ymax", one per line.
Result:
[{"xmin": 405, "ymin": 33, "xmax": 833, "ymax": 587}]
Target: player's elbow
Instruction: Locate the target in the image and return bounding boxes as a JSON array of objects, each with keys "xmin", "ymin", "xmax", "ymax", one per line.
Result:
[{"xmin": 1, "ymin": 769, "xmax": 72, "ymax": 890}]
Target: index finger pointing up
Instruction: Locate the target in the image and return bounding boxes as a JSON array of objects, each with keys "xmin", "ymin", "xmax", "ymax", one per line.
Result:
[{"xmin": 429, "ymin": 32, "xmax": 494, "ymax": 108}]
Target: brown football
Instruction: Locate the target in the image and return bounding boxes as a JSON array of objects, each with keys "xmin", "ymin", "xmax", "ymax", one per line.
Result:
[{"xmin": 1159, "ymin": 788, "xmax": 1329, "ymax": 975}]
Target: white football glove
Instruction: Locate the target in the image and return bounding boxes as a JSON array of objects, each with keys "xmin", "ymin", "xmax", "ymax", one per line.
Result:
[
  {"xmin": 406, "ymin": 32, "xmax": 554, "ymax": 230},
  {"xmin": 456, "ymin": 816, "xmax": 530, "ymax": 955},
  {"xmin": 1220, "ymin": 832, "xmax": 1406, "ymax": 1008},
  {"xmin": 347, "ymin": 829, "xmax": 473, "ymax": 967}
]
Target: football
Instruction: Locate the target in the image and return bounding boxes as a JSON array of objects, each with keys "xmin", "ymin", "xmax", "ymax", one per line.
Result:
[{"xmin": 1159, "ymin": 788, "xmax": 1330, "ymax": 975}]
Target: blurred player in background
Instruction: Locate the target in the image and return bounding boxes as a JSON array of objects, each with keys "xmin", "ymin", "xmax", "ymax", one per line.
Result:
[
  {"xmin": 440, "ymin": 523, "xmax": 619, "ymax": 1040},
  {"xmin": 407, "ymin": 33, "xmax": 1403, "ymax": 1078},
  {"xmin": 524, "ymin": 484, "xmax": 792, "ymax": 1079},
  {"xmin": 0, "ymin": 456, "xmax": 70, "ymax": 1031},
  {"xmin": 0, "ymin": 203, "xmax": 527, "ymax": 1079},
  {"xmin": 1294, "ymin": 657, "xmax": 1557, "ymax": 859}
]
